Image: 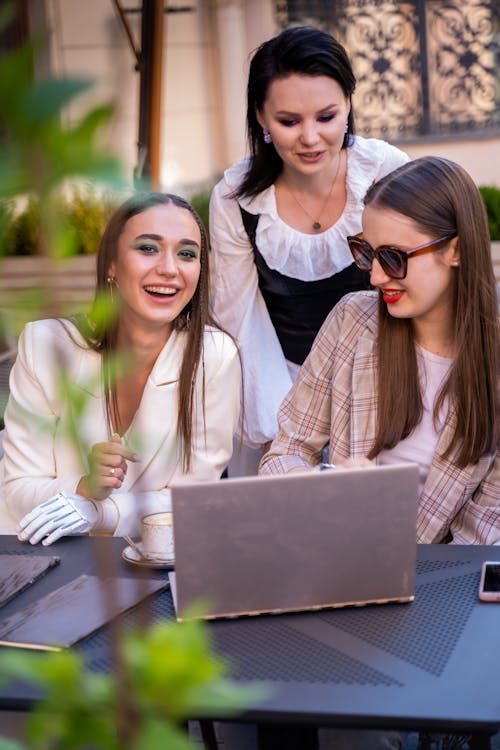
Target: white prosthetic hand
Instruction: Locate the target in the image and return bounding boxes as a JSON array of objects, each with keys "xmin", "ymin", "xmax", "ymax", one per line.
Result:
[{"xmin": 17, "ymin": 492, "xmax": 99, "ymax": 546}]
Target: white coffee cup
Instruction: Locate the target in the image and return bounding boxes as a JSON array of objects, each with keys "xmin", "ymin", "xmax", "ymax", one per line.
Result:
[{"xmin": 141, "ymin": 512, "xmax": 174, "ymax": 560}]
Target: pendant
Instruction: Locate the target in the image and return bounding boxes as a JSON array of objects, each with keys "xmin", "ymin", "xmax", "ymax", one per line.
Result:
[{"xmin": 313, "ymin": 221, "xmax": 321, "ymax": 231}]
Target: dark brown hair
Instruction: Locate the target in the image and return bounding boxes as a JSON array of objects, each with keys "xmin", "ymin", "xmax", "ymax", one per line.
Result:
[
  {"xmin": 365, "ymin": 157, "xmax": 499, "ymax": 468},
  {"xmin": 80, "ymin": 192, "xmax": 219, "ymax": 472}
]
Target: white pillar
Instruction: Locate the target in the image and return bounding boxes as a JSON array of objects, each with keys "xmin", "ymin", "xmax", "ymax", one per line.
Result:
[
  {"xmin": 214, "ymin": 0, "xmax": 248, "ymax": 167},
  {"xmin": 244, "ymin": 0, "xmax": 276, "ymax": 55}
]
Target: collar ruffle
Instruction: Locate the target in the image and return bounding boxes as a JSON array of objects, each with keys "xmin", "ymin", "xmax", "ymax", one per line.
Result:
[{"xmin": 222, "ymin": 137, "xmax": 387, "ymax": 282}]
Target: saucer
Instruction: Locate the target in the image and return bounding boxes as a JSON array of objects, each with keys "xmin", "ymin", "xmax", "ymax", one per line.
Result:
[{"xmin": 121, "ymin": 543, "xmax": 174, "ymax": 570}]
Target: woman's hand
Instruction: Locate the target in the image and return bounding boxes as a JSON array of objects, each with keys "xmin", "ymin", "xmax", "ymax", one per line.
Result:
[
  {"xmin": 77, "ymin": 433, "xmax": 138, "ymax": 501},
  {"xmin": 17, "ymin": 492, "xmax": 99, "ymax": 546}
]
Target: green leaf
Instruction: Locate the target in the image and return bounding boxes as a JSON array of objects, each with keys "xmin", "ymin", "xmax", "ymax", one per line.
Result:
[
  {"xmin": 19, "ymin": 77, "xmax": 93, "ymax": 126},
  {"xmin": 479, "ymin": 185, "xmax": 500, "ymax": 240},
  {"xmin": 121, "ymin": 618, "xmax": 269, "ymax": 722},
  {"xmin": 0, "ymin": 738, "xmax": 28, "ymax": 750},
  {"xmin": 88, "ymin": 292, "xmax": 121, "ymax": 339},
  {"xmin": 0, "ymin": 44, "xmax": 33, "ymax": 115},
  {"xmin": 0, "ymin": 648, "xmax": 49, "ymax": 686},
  {"xmin": 183, "ymin": 677, "xmax": 267, "ymax": 716},
  {"xmin": 133, "ymin": 718, "xmax": 193, "ymax": 750},
  {"xmin": 0, "ymin": 618, "xmax": 269, "ymax": 750}
]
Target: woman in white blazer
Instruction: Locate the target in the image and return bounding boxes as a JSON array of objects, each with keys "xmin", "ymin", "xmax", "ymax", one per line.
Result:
[{"xmin": 0, "ymin": 193, "xmax": 241, "ymax": 543}]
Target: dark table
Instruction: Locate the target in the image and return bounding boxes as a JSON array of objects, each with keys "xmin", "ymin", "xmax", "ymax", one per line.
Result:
[{"xmin": 0, "ymin": 536, "xmax": 499, "ymax": 746}]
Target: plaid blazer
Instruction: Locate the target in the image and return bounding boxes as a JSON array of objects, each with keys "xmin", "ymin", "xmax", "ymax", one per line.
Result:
[{"xmin": 260, "ymin": 292, "xmax": 500, "ymax": 544}]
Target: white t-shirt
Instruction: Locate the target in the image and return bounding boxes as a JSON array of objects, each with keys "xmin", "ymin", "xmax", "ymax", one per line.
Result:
[{"xmin": 379, "ymin": 346, "xmax": 453, "ymax": 495}]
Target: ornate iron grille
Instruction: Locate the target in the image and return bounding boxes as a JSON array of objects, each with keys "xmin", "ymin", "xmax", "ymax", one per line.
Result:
[{"xmin": 274, "ymin": 1, "xmax": 500, "ymax": 140}]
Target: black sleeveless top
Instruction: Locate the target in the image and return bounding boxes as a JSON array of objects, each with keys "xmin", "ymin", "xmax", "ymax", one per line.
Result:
[{"xmin": 239, "ymin": 206, "xmax": 371, "ymax": 365}]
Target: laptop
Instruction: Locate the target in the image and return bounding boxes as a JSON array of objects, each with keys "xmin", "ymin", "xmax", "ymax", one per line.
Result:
[{"xmin": 169, "ymin": 463, "xmax": 419, "ymax": 621}]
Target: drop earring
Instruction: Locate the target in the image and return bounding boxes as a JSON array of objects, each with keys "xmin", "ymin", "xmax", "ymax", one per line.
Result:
[
  {"xmin": 106, "ymin": 276, "xmax": 116, "ymax": 304},
  {"xmin": 344, "ymin": 122, "xmax": 349, "ymax": 134},
  {"xmin": 263, "ymin": 129, "xmax": 272, "ymax": 144}
]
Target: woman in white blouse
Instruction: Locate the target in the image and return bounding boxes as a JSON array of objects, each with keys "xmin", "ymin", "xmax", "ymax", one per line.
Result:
[
  {"xmin": 1, "ymin": 193, "xmax": 241, "ymax": 542},
  {"xmin": 210, "ymin": 26, "xmax": 408, "ymax": 466}
]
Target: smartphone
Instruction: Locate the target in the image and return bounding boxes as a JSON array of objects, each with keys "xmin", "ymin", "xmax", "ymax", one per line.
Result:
[{"xmin": 478, "ymin": 561, "xmax": 500, "ymax": 602}]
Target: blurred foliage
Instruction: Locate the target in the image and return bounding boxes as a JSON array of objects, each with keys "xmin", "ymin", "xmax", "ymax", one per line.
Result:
[
  {"xmin": 189, "ymin": 186, "xmax": 212, "ymax": 235},
  {"xmin": 0, "ymin": 617, "xmax": 264, "ymax": 750},
  {"xmin": 479, "ymin": 185, "xmax": 500, "ymax": 241},
  {"xmin": 67, "ymin": 186, "xmax": 117, "ymax": 255},
  {"xmin": 0, "ymin": 11, "xmax": 260, "ymax": 750},
  {"xmin": 1, "ymin": 187, "xmax": 117, "ymax": 256},
  {"xmin": 0, "ymin": 47, "xmax": 122, "ymax": 202},
  {"xmin": 2, "ymin": 198, "xmax": 38, "ymax": 256},
  {"xmin": 0, "ymin": 200, "xmax": 15, "ymax": 257},
  {"xmin": 0, "ymin": 6, "xmax": 123, "ymax": 260}
]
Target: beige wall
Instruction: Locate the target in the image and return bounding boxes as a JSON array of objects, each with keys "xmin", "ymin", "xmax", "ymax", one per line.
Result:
[
  {"xmin": 38, "ymin": 0, "xmax": 276, "ymax": 194},
  {"xmin": 161, "ymin": 2, "xmax": 219, "ymax": 189},
  {"xmin": 42, "ymin": 0, "xmax": 229, "ymax": 190},
  {"xmin": 34, "ymin": 1, "xmax": 499, "ymax": 193},
  {"xmin": 43, "ymin": 0, "xmax": 140, "ymax": 184},
  {"xmin": 402, "ymin": 136, "xmax": 500, "ymax": 188},
  {"xmin": 161, "ymin": 0, "xmax": 276, "ymax": 187}
]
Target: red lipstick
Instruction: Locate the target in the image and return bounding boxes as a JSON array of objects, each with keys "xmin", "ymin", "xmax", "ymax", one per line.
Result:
[{"xmin": 382, "ymin": 289, "xmax": 404, "ymax": 304}]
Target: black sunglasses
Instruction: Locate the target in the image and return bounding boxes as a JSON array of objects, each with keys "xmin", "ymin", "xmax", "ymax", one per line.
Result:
[{"xmin": 347, "ymin": 233, "xmax": 457, "ymax": 280}]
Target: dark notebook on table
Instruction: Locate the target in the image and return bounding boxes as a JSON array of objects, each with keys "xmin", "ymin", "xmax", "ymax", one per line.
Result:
[
  {"xmin": 0, "ymin": 574, "xmax": 168, "ymax": 649},
  {"xmin": 169, "ymin": 463, "xmax": 419, "ymax": 621},
  {"xmin": 0, "ymin": 554, "xmax": 60, "ymax": 609}
]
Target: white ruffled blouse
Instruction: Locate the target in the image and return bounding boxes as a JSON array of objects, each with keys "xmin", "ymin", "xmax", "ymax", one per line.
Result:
[{"xmin": 209, "ymin": 136, "xmax": 409, "ymax": 447}]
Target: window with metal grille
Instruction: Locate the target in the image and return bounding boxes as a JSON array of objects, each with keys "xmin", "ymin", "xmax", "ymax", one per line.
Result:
[{"xmin": 274, "ymin": 1, "xmax": 500, "ymax": 141}]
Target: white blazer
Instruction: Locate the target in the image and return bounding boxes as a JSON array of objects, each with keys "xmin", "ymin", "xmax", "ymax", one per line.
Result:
[{"xmin": 0, "ymin": 319, "xmax": 241, "ymax": 535}]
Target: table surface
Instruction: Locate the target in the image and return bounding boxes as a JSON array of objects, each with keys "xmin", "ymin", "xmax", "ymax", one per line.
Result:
[{"xmin": 0, "ymin": 536, "xmax": 499, "ymax": 735}]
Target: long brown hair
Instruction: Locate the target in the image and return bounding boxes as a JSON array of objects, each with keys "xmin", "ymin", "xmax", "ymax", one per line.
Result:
[
  {"xmin": 365, "ymin": 157, "xmax": 499, "ymax": 468},
  {"xmin": 80, "ymin": 192, "xmax": 219, "ymax": 472}
]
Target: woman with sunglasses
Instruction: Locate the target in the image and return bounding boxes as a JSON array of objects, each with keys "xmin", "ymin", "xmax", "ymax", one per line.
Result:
[
  {"xmin": 209, "ymin": 26, "xmax": 409, "ymax": 472},
  {"xmin": 261, "ymin": 156, "xmax": 499, "ymax": 545}
]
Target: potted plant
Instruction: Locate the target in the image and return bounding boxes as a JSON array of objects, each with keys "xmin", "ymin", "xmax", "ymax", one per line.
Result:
[{"xmin": 0, "ymin": 11, "xmax": 262, "ymax": 747}]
